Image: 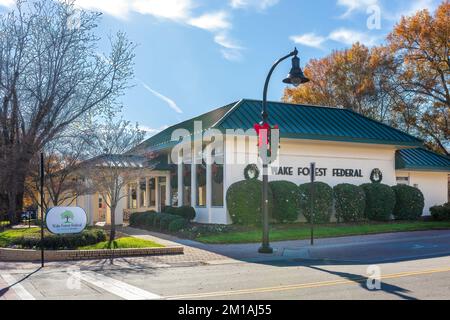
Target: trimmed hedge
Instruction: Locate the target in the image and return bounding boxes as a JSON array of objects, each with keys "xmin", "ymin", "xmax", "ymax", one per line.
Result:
[
  {"xmin": 269, "ymin": 181, "xmax": 299, "ymax": 223},
  {"xmin": 168, "ymin": 218, "xmax": 188, "ymax": 232},
  {"xmin": 333, "ymin": 184, "xmax": 366, "ymax": 222},
  {"xmin": 361, "ymin": 183, "xmax": 396, "ymax": 221},
  {"xmin": 298, "ymin": 182, "xmax": 333, "ymax": 224},
  {"xmin": 164, "ymin": 206, "xmax": 196, "ymax": 221},
  {"xmin": 430, "ymin": 203, "xmax": 450, "ymax": 221},
  {"xmin": 12, "ymin": 229, "xmax": 107, "ymax": 250},
  {"xmin": 226, "ymin": 179, "xmax": 273, "ymax": 226},
  {"xmin": 128, "ymin": 211, "xmax": 188, "ymax": 232},
  {"xmin": 392, "ymin": 185, "xmax": 424, "ymax": 220}
]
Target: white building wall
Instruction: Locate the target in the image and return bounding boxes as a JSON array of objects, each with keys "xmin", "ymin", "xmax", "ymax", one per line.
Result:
[{"xmin": 395, "ymin": 171, "xmax": 448, "ymax": 215}]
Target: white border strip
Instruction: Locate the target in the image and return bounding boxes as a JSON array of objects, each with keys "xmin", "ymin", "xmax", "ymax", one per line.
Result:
[
  {"xmin": 70, "ymin": 271, "xmax": 161, "ymax": 300},
  {"xmin": 0, "ymin": 273, "xmax": 35, "ymax": 300}
]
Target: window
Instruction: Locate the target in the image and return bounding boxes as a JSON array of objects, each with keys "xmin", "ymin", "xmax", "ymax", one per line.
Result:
[
  {"xmin": 139, "ymin": 178, "xmax": 146, "ymax": 207},
  {"xmin": 129, "ymin": 183, "xmax": 137, "ymax": 209},
  {"xmin": 148, "ymin": 178, "xmax": 156, "ymax": 207},
  {"xmin": 211, "ymin": 163, "xmax": 224, "ymax": 206},
  {"xmin": 98, "ymin": 197, "xmax": 103, "ymax": 209},
  {"xmin": 183, "ymin": 164, "xmax": 191, "ymax": 206},
  {"xmin": 196, "ymin": 163, "xmax": 206, "ymax": 207},
  {"xmin": 396, "ymin": 177, "xmax": 409, "ymax": 185}
]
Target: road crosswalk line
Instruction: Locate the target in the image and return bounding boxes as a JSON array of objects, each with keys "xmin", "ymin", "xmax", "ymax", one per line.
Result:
[
  {"xmin": 69, "ymin": 270, "xmax": 161, "ymax": 300},
  {"xmin": 0, "ymin": 273, "xmax": 35, "ymax": 300}
]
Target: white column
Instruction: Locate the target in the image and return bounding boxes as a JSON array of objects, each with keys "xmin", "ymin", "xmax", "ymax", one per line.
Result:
[
  {"xmin": 191, "ymin": 153, "xmax": 196, "ymax": 207},
  {"xmin": 136, "ymin": 179, "xmax": 141, "ymax": 209},
  {"xmin": 206, "ymin": 163, "xmax": 212, "ymax": 223},
  {"xmin": 178, "ymin": 151, "xmax": 183, "ymax": 207},
  {"xmin": 145, "ymin": 177, "xmax": 149, "ymax": 207},
  {"xmin": 155, "ymin": 176, "xmax": 160, "ymax": 212},
  {"xmin": 165, "ymin": 174, "xmax": 171, "ymax": 206}
]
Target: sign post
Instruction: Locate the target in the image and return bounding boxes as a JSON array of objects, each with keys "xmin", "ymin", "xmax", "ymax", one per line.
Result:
[
  {"xmin": 40, "ymin": 152, "xmax": 45, "ymax": 267},
  {"xmin": 310, "ymin": 162, "xmax": 315, "ymax": 246}
]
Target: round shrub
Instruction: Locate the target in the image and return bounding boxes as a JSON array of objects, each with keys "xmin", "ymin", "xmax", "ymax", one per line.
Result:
[
  {"xmin": 168, "ymin": 218, "xmax": 188, "ymax": 232},
  {"xmin": 129, "ymin": 212, "xmax": 145, "ymax": 227},
  {"xmin": 153, "ymin": 213, "xmax": 164, "ymax": 228},
  {"xmin": 163, "ymin": 206, "xmax": 196, "ymax": 221},
  {"xmin": 176, "ymin": 206, "xmax": 196, "ymax": 221},
  {"xmin": 159, "ymin": 214, "xmax": 179, "ymax": 230},
  {"xmin": 430, "ymin": 203, "xmax": 450, "ymax": 221},
  {"xmin": 269, "ymin": 181, "xmax": 299, "ymax": 223},
  {"xmin": 391, "ymin": 185, "xmax": 424, "ymax": 220},
  {"xmin": 333, "ymin": 184, "xmax": 366, "ymax": 222},
  {"xmin": 361, "ymin": 183, "xmax": 396, "ymax": 221},
  {"xmin": 298, "ymin": 182, "xmax": 333, "ymax": 224},
  {"xmin": 226, "ymin": 179, "xmax": 273, "ymax": 226}
]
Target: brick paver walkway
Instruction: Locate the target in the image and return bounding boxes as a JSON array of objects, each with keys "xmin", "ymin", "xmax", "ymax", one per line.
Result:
[{"xmin": 119, "ymin": 226, "xmax": 231, "ymax": 265}]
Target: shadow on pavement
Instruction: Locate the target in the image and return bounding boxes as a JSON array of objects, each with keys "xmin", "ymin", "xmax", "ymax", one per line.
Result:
[
  {"xmin": 0, "ymin": 267, "xmax": 42, "ymax": 298},
  {"xmin": 307, "ymin": 266, "xmax": 418, "ymax": 300}
]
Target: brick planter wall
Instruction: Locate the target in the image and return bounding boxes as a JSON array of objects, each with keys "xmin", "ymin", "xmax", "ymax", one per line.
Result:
[{"xmin": 0, "ymin": 246, "xmax": 183, "ymax": 262}]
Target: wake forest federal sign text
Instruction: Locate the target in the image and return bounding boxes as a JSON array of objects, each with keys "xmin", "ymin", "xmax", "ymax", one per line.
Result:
[{"xmin": 271, "ymin": 166, "xmax": 364, "ymax": 178}]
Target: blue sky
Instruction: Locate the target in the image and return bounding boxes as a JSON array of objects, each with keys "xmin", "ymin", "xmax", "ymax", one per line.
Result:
[{"xmin": 0, "ymin": 0, "xmax": 443, "ymax": 136}]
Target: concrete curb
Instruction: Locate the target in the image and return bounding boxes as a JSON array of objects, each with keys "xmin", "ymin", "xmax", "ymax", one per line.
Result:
[{"xmin": 0, "ymin": 246, "xmax": 184, "ymax": 262}]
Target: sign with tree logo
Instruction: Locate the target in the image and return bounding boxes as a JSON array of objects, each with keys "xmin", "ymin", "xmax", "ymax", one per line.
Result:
[{"xmin": 46, "ymin": 207, "xmax": 87, "ymax": 234}]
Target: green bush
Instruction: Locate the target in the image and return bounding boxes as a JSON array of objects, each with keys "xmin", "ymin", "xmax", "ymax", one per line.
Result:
[
  {"xmin": 392, "ymin": 185, "xmax": 424, "ymax": 220},
  {"xmin": 153, "ymin": 213, "xmax": 164, "ymax": 228},
  {"xmin": 168, "ymin": 218, "xmax": 188, "ymax": 232},
  {"xmin": 430, "ymin": 203, "xmax": 450, "ymax": 221},
  {"xmin": 163, "ymin": 206, "xmax": 196, "ymax": 221},
  {"xmin": 361, "ymin": 183, "xmax": 396, "ymax": 221},
  {"xmin": 159, "ymin": 214, "xmax": 179, "ymax": 230},
  {"xmin": 298, "ymin": 182, "xmax": 333, "ymax": 224},
  {"xmin": 129, "ymin": 212, "xmax": 145, "ymax": 227},
  {"xmin": 333, "ymin": 184, "xmax": 366, "ymax": 222},
  {"xmin": 269, "ymin": 181, "xmax": 299, "ymax": 223},
  {"xmin": 13, "ymin": 228, "xmax": 107, "ymax": 250},
  {"xmin": 226, "ymin": 179, "xmax": 273, "ymax": 226}
]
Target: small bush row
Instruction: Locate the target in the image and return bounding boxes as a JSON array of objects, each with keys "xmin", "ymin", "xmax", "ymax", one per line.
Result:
[
  {"xmin": 226, "ymin": 180, "xmax": 426, "ymax": 226},
  {"xmin": 12, "ymin": 228, "xmax": 107, "ymax": 250},
  {"xmin": 163, "ymin": 206, "xmax": 196, "ymax": 221},
  {"xmin": 430, "ymin": 203, "xmax": 450, "ymax": 221},
  {"xmin": 129, "ymin": 211, "xmax": 188, "ymax": 233}
]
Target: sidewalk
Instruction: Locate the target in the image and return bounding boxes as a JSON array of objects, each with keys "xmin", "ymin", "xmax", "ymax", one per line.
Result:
[{"xmin": 122, "ymin": 227, "xmax": 450, "ymax": 264}]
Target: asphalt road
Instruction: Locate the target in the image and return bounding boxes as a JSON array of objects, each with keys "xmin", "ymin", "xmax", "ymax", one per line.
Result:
[{"xmin": 1, "ymin": 231, "xmax": 450, "ymax": 300}]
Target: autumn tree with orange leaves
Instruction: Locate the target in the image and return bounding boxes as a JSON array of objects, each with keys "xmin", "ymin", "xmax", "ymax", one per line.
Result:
[{"xmin": 284, "ymin": 1, "xmax": 449, "ymax": 155}]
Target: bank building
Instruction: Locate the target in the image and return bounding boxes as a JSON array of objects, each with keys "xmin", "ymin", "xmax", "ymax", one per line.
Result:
[{"xmin": 69, "ymin": 99, "xmax": 450, "ymax": 225}]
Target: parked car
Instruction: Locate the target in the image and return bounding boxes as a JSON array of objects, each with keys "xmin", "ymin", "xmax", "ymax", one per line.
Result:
[{"xmin": 21, "ymin": 210, "xmax": 37, "ymax": 221}]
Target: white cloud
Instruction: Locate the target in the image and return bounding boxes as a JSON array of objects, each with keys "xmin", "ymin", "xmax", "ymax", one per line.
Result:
[
  {"xmin": 290, "ymin": 33, "xmax": 326, "ymax": 49},
  {"xmin": 140, "ymin": 82, "xmax": 183, "ymax": 114},
  {"xmin": 214, "ymin": 33, "xmax": 244, "ymax": 61},
  {"xmin": 230, "ymin": 0, "xmax": 279, "ymax": 10},
  {"xmin": 290, "ymin": 29, "xmax": 378, "ymax": 49},
  {"xmin": 132, "ymin": 0, "xmax": 193, "ymax": 21},
  {"xmin": 337, "ymin": 0, "xmax": 379, "ymax": 17},
  {"xmin": 328, "ymin": 28, "xmax": 378, "ymax": 46},
  {"xmin": 0, "ymin": 0, "xmax": 14, "ymax": 8},
  {"xmin": 73, "ymin": 0, "xmax": 132, "ymax": 19},
  {"xmin": 140, "ymin": 125, "xmax": 170, "ymax": 136},
  {"xmin": 392, "ymin": 0, "xmax": 437, "ymax": 20},
  {"xmin": 188, "ymin": 11, "xmax": 231, "ymax": 31}
]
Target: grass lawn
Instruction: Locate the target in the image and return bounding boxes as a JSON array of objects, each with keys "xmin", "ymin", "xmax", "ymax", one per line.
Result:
[
  {"xmin": 0, "ymin": 227, "xmax": 40, "ymax": 247},
  {"xmin": 196, "ymin": 221, "xmax": 450, "ymax": 244},
  {"xmin": 79, "ymin": 237, "xmax": 164, "ymax": 249}
]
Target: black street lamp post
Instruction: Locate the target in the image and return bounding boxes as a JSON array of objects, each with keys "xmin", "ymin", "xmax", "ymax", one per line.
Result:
[{"xmin": 258, "ymin": 48, "xmax": 309, "ymax": 254}]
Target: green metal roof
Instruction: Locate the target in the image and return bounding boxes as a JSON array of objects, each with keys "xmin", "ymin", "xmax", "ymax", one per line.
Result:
[
  {"xmin": 396, "ymin": 148, "xmax": 450, "ymax": 172},
  {"xmin": 132, "ymin": 99, "xmax": 423, "ymax": 153}
]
